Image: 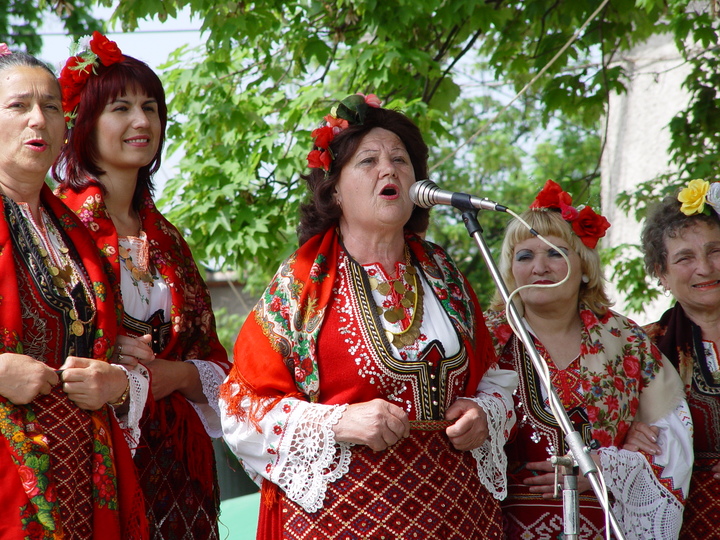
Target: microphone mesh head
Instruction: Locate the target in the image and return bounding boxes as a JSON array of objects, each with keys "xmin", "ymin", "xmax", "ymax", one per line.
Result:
[{"xmin": 410, "ymin": 180, "xmax": 435, "ymax": 208}]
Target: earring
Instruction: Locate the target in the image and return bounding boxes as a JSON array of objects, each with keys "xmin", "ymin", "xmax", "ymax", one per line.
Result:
[
  {"xmin": 581, "ymin": 274, "xmax": 590, "ymax": 284},
  {"xmin": 663, "ymin": 288, "xmax": 671, "ymax": 297}
]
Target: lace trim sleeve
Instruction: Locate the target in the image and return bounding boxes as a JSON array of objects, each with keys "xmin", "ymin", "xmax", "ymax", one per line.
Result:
[
  {"xmin": 113, "ymin": 363, "xmax": 149, "ymax": 453},
  {"xmin": 598, "ymin": 399, "xmax": 692, "ymax": 540},
  {"xmin": 220, "ymin": 391, "xmax": 352, "ymax": 513},
  {"xmin": 466, "ymin": 366, "xmax": 518, "ymax": 499},
  {"xmin": 186, "ymin": 359, "xmax": 225, "ymax": 438},
  {"xmin": 599, "ymin": 449, "xmax": 683, "ymax": 540},
  {"xmin": 273, "ymin": 403, "xmax": 352, "ymax": 513},
  {"xmin": 466, "ymin": 392, "xmax": 511, "ymax": 500}
]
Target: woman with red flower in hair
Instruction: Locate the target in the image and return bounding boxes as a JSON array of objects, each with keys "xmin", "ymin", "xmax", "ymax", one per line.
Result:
[
  {"xmin": 220, "ymin": 94, "xmax": 518, "ymax": 539},
  {"xmin": 0, "ymin": 44, "xmax": 148, "ymax": 540},
  {"xmin": 484, "ymin": 180, "xmax": 692, "ymax": 539},
  {"xmin": 52, "ymin": 33, "xmax": 231, "ymax": 539}
]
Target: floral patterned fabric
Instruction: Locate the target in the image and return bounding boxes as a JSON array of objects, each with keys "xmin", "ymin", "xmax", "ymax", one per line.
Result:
[
  {"xmin": 220, "ymin": 227, "xmax": 513, "ymax": 539},
  {"xmin": 485, "ymin": 306, "xmax": 692, "ymax": 540},
  {"xmin": 0, "ymin": 186, "xmax": 147, "ymax": 540},
  {"xmin": 645, "ymin": 303, "xmax": 720, "ymax": 539},
  {"xmin": 57, "ymin": 183, "xmax": 231, "ymax": 539}
]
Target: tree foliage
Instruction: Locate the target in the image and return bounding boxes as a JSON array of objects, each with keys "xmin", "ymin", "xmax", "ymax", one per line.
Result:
[
  {"xmin": 607, "ymin": 4, "xmax": 720, "ymax": 309},
  {"xmin": 1, "ymin": 0, "xmax": 101, "ymax": 54},
  {"xmin": 64, "ymin": 1, "xmax": 676, "ymax": 301}
]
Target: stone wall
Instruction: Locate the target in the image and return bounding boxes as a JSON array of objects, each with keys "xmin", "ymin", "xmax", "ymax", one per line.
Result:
[{"xmin": 600, "ymin": 32, "xmax": 691, "ymax": 324}]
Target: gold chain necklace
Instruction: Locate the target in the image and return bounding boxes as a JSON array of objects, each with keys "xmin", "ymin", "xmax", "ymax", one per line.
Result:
[{"xmin": 368, "ymin": 246, "xmax": 424, "ymax": 348}]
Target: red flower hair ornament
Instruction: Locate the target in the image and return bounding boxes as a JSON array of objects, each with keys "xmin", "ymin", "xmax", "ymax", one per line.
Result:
[
  {"xmin": 307, "ymin": 93, "xmax": 382, "ymax": 173},
  {"xmin": 530, "ymin": 179, "xmax": 610, "ymax": 249},
  {"xmin": 59, "ymin": 31, "xmax": 124, "ymax": 129}
]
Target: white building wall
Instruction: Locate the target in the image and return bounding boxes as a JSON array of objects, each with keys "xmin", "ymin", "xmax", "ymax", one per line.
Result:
[{"xmin": 601, "ymin": 32, "xmax": 691, "ymax": 324}]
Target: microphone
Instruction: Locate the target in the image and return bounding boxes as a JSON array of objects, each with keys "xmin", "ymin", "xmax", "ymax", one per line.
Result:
[{"xmin": 409, "ymin": 180, "xmax": 508, "ymax": 212}]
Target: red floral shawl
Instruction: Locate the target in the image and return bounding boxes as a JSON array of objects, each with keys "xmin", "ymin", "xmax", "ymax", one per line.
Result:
[
  {"xmin": 485, "ymin": 306, "xmax": 684, "ymax": 447},
  {"xmin": 221, "ymin": 226, "xmax": 495, "ymax": 420},
  {"xmin": 0, "ymin": 185, "xmax": 147, "ymax": 540},
  {"xmin": 56, "ymin": 183, "xmax": 231, "ymax": 494}
]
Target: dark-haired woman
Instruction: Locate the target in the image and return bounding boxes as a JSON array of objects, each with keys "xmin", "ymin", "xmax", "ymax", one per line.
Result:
[
  {"xmin": 641, "ymin": 180, "xmax": 720, "ymax": 538},
  {"xmin": 53, "ymin": 32, "xmax": 231, "ymax": 539},
  {"xmin": 220, "ymin": 94, "xmax": 517, "ymax": 539},
  {"xmin": 0, "ymin": 45, "xmax": 147, "ymax": 539}
]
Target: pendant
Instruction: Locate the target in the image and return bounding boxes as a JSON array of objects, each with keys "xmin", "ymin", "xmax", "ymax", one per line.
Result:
[
  {"xmin": 376, "ymin": 282, "xmax": 391, "ymax": 295},
  {"xmin": 71, "ymin": 320, "xmax": 84, "ymax": 336},
  {"xmin": 384, "ymin": 309, "xmax": 400, "ymax": 323}
]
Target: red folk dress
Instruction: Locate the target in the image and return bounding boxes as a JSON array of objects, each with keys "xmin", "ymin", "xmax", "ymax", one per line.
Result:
[
  {"xmin": 645, "ymin": 302, "xmax": 720, "ymax": 540},
  {"xmin": 57, "ymin": 183, "xmax": 231, "ymax": 540},
  {"xmin": 485, "ymin": 306, "xmax": 692, "ymax": 540},
  {"xmin": 0, "ymin": 187, "xmax": 147, "ymax": 540},
  {"xmin": 221, "ymin": 228, "xmax": 517, "ymax": 540}
]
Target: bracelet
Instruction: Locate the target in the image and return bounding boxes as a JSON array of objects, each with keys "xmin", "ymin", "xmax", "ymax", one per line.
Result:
[{"xmin": 108, "ymin": 370, "xmax": 130, "ymax": 407}]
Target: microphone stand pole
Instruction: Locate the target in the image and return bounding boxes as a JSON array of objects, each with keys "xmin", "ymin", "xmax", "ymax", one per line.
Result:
[{"xmin": 457, "ymin": 208, "xmax": 626, "ymax": 540}]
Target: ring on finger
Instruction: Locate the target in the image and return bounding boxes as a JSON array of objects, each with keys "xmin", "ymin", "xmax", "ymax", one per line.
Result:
[{"xmin": 118, "ymin": 354, "xmax": 124, "ymax": 362}]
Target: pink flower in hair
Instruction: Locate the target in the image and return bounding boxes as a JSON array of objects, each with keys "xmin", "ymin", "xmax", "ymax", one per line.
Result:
[{"xmin": 358, "ymin": 93, "xmax": 382, "ymax": 108}]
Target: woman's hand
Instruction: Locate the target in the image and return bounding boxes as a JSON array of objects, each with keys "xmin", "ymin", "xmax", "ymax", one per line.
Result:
[
  {"xmin": 523, "ymin": 457, "xmax": 598, "ymax": 498},
  {"xmin": 142, "ymin": 357, "xmax": 204, "ymax": 402},
  {"xmin": 712, "ymin": 460, "xmax": 720, "ymax": 480},
  {"xmin": 114, "ymin": 334, "xmax": 154, "ymax": 368},
  {"xmin": 445, "ymin": 399, "xmax": 489, "ymax": 451},
  {"xmin": 0, "ymin": 353, "xmax": 59, "ymax": 404},
  {"xmin": 622, "ymin": 421, "xmax": 661, "ymax": 455},
  {"xmin": 333, "ymin": 398, "xmax": 410, "ymax": 451},
  {"xmin": 60, "ymin": 357, "xmax": 128, "ymax": 410}
]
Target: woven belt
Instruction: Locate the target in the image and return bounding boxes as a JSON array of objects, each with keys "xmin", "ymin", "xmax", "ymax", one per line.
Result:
[{"xmin": 409, "ymin": 420, "xmax": 453, "ymax": 431}]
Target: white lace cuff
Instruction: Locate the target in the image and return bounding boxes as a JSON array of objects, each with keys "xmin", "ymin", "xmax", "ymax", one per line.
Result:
[
  {"xmin": 599, "ymin": 448, "xmax": 683, "ymax": 540},
  {"xmin": 113, "ymin": 363, "xmax": 149, "ymax": 454},
  {"xmin": 463, "ymin": 394, "xmax": 511, "ymax": 500},
  {"xmin": 273, "ymin": 402, "xmax": 351, "ymax": 513},
  {"xmin": 186, "ymin": 359, "xmax": 224, "ymax": 438}
]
